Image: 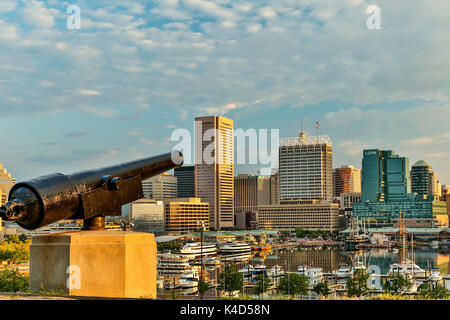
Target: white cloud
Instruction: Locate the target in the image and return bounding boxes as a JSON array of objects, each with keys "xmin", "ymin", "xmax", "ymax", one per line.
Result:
[
  {"xmin": 139, "ymin": 137, "xmax": 155, "ymax": 145},
  {"xmin": 183, "ymin": 0, "xmax": 236, "ymax": 20},
  {"xmin": 0, "ymin": 0, "xmax": 16, "ymax": 13},
  {"xmin": 82, "ymin": 106, "xmax": 118, "ymax": 118},
  {"xmin": 21, "ymin": 0, "xmax": 55, "ymax": 28},
  {"xmin": 38, "ymin": 80, "xmax": 55, "ymax": 88},
  {"xmin": 259, "ymin": 7, "xmax": 277, "ymax": 19},
  {"xmin": 125, "ymin": 129, "xmax": 140, "ymax": 136},
  {"xmin": 78, "ymin": 89, "xmax": 102, "ymax": 96},
  {"xmin": 246, "ymin": 23, "xmax": 262, "ymax": 33}
]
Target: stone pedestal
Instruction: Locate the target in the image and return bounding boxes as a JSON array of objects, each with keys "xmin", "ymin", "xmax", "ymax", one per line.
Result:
[{"xmin": 30, "ymin": 231, "xmax": 156, "ymax": 298}]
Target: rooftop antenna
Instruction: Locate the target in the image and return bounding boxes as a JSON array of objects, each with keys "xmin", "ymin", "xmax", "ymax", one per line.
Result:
[
  {"xmin": 299, "ymin": 119, "xmax": 306, "ymax": 143},
  {"xmin": 315, "ymin": 120, "xmax": 320, "ymax": 143}
]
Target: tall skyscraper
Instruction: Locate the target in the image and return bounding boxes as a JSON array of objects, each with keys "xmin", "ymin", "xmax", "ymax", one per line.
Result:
[
  {"xmin": 279, "ymin": 131, "xmax": 332, "ymax": 201},
  {"xmin": 174, "ymin": 166, "xmax": 195, "ymax": 198},
  {"xmin": 411, "ymin": 160, "xmax": 435, "ymax": 197},
  {"xmin": 234, "ymin": 174, "xmax": 271, "ymax": 213},
  {"xmin": 142, "ymin": 173, "xmax": 177, "ymax": 200},
  {"xmin": 0, "ymin": 164, "xmax": 15, "ymax": 205},
  {"xmin": 332, "ymin": 165, "xmax": 361, "ymax": 198},
  {"xmin": 361, "ymin": 149, "xmax": 410, "ymax": 202},
  {"xmin": 195, "ymin": 116, "xmax": 234, "ymax": 230}
]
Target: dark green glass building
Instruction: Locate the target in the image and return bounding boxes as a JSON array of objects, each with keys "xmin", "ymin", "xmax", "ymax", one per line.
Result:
[
  {"xmin": 411, "ymin": 160, "xmax": 434, "ymax": 196},
  {"xmin": 354, "ymin": 150, "xmax": 445, "ymax": 226},
  {"xmin": 361, "ymin": 149, "xmax": 410, "ymax": 202}
]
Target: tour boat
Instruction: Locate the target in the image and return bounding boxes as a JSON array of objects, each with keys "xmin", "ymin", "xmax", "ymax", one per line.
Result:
[
  {"xmin": 179, "ymin": 242, "xmax": 218, "ymax": 259},
  {"xmin": 335, "ymin": 265, "xmax": 353, "ymax": 279},
  {"xmin": 203, "ymin": 257, "xmax": 221, "ymax": 270},
  {"xmin": 220, "ymin": 252, "xmax": 252, "ymax": 262},
  {"xmin": 157, "ymin": 253, "xmax": 191, "ymax": 278},
  {"xmin": 219, "ymin": 241, "xmax": 252, "ymax": 254}
]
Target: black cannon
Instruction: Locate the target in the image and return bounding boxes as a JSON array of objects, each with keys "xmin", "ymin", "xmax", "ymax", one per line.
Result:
[{"xmin": 0, "ymin": 150, "xmax": 183, "ymax": 230}]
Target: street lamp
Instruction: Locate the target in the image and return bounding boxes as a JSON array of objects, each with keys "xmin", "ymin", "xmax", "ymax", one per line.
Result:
[{"xmin": 197, "ymin": 220, "xmax": 205, "ymax": 299}]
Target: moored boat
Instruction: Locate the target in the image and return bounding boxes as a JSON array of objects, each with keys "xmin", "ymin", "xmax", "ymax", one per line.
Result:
[{"xmin": 180, "ymin": 242, "xmax": 218, "ymax": 259}]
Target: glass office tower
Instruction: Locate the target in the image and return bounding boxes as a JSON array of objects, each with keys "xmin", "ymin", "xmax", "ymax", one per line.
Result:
[
  {"xmin": 361, "ymin": 149, "xmax": 410, "ymax": 202},
  {"xmin": 355, "ymin": 149, "xmax": 445, "ymax": 227},
  {"xmin": 411, "ymin": 160, "xmax": 434, "ymax": 196}
]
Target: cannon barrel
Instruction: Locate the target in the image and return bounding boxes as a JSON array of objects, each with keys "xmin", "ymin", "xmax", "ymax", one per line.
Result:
[{"xmin": 0, "ymin": 150, "xmax": 183, "ymax": 230}]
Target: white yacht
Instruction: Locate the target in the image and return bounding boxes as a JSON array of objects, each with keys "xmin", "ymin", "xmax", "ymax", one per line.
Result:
[
  {"xmin": 238, "ymin": 265, "xmax": 255, "ymax": 278},
  {"xmin": 203, "ymin": 257, "xmax": 221, "ymax": 270},
  {"xmin": 252, "ymin": 264, "xmax": 268, "ymax": 278},
  {"xmin": 429, "ymin": 269, "xmax": 443, "ymax": 282},
  {"xmin": 180, "ymin": 242, "xmax": 218, "ymax": 259},
  {"xmin": 297, "ymin": 265, "xmax": 323, "ymax": 285},
  {"xmin": 219, "ymin": 241, "xmax": 252, "ymax": 262},
  {"xmin": 157, "ymin": 253, "xmax": 191, "ymax": 278},
  {"xmin": 175, "ymin": 270, "xmax": 199, "ymax": 289},
  {"xmin": 388, "ymin": 259, "xmax": 426, "ymax": 278},
  {"xmin": 335, "ymin": 265, "xmax": 353, "ymax": 279},
  {"xmin": 220, "ymin": 252, "xmax": 252, "ymax": 262},
  {"xmin": 219, "ymin": 241, "xmax": 252, "ymax": 254},
  {"xmin": 268, "ymin": 265, "xmax": 286, "ymax": 278}
]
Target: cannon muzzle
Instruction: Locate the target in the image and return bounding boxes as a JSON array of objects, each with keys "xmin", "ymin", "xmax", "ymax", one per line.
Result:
[{"xmin": 0, "ymin": 150, "xmax": 183, "ymax": 230}]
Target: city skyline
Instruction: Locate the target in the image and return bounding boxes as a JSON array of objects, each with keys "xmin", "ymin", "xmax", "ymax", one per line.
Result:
[{"xmin": 0, "ymin": 1, "xmax": 449, "ymax": 185}]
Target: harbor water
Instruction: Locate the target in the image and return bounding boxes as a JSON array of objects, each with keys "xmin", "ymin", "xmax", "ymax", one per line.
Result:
[{"xmin": 253, "ymin": 247, "xmax": 450, "ymax": 276}]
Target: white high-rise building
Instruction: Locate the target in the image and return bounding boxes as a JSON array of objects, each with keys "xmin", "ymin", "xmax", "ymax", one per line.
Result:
[
  {"xmin": 279, "ymin": 131, "xmax": 333, "ymax": 202},
  {"xmin": 142, "ymin": 173, "xmax": 177, "ymax": 201}
]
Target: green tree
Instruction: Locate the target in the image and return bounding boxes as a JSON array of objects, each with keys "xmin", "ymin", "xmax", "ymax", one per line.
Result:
[
  {"xmin": 418, "ymin": 283, "xmax": 449, "ymax": 300},
  {"xmin": 253, "ymin": 274, "xmax": 271, "ymax": 296},
  {"xmin": 218, "ymin": 265, "xmax": 243, "ymax": 297},
  {"xmin": 384, "ymin": 274, "xmax": 411, "ymax": 295},
  {"xmin": 197, "ymin": 279, "xmax": 210, "ymax": 299},
  {"xmin": 346, "ymin": 269, "xmax": 369, "ymax": 297},
  {"xmin": 277, "ymin": 273, "xmax": 309, "ymax": 298},
  {"xmin": 313, "ymin": 282, "xmax": 330, "ymax": 297},
  {"xmin": 7, "ymin": 235, "xmax": 20, "ymax": 244},
  {"xmin": 0, "ymin": 268, "xmax": 29, "ymax": 292},
  {"xmin": 296, "ymin": 228, "xmax": 306, "ymax": 238},
  {"xmin": 0, "ymin": 241, "xmax": 30, "ymax": 263},
  {"xmin": 157, "ymin": 241, "xmax": 181, "ymax": 253}
]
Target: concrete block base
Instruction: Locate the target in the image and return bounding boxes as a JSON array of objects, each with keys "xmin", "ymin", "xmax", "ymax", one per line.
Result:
[{"xmin": 30, "ymin": 231, "xmax": 156, "ymax": 298}]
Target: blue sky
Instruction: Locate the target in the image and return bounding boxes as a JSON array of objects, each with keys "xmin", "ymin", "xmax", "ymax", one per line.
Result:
[{"xmin": 1, "ymin": 0, "xmax": 450, "ymax": 185}]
